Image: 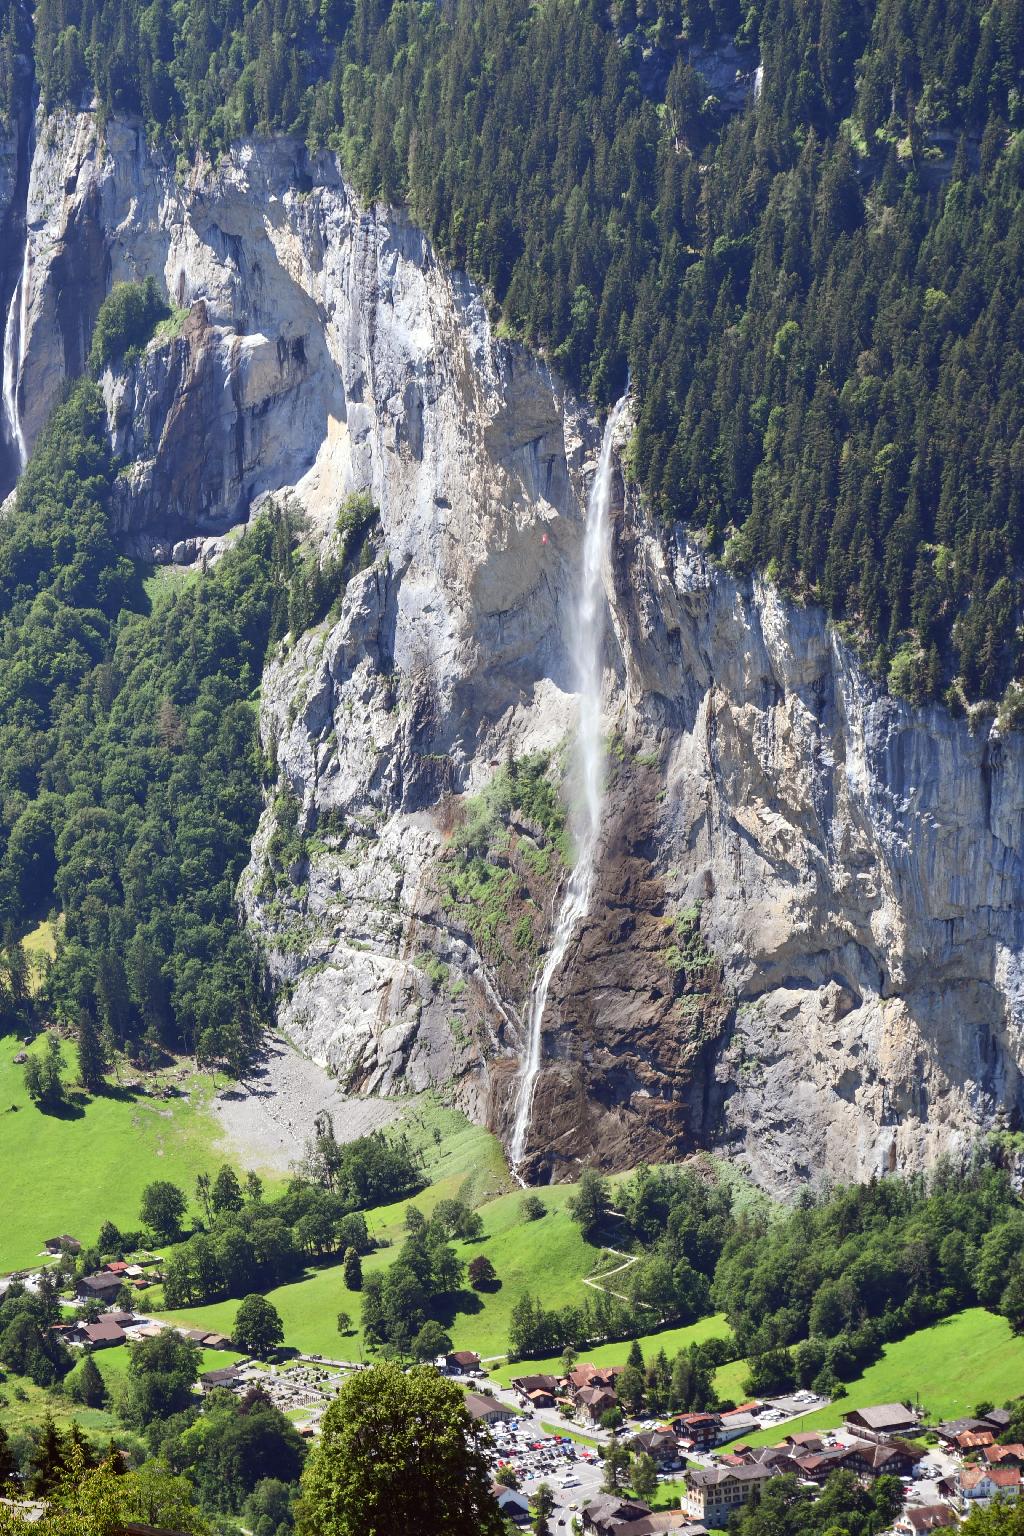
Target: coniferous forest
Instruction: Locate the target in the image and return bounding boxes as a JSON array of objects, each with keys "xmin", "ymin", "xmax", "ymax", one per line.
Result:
[{"xmin": 1, "ymin": 0, "xmax": 1020, "ymax": 711}]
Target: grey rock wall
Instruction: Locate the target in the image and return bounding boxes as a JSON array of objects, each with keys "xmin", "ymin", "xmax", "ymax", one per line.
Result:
[{"xmin": 9, "ymin": 106, "xmax": 1024, "ymax": 1192}]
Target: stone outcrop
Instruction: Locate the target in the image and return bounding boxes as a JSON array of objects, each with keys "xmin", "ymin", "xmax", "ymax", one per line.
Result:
[{"xmin": 7, "ymin": 104, "xmax": 1024, "ymax": 1193}]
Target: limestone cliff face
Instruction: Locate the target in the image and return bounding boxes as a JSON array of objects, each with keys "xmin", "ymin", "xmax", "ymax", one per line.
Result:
[{"xmin": 7, "ymin": 105, "xmax": 1024, "ymax": 1193}]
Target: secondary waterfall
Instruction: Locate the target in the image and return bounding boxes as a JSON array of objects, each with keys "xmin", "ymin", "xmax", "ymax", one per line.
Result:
[
  {"xmin": 509, "ymin": 396, "xmax": 626, "ymax": 1170},
  {"xmin": 2, "ymin": 242, "xmax": 30, "ymax": 473}
]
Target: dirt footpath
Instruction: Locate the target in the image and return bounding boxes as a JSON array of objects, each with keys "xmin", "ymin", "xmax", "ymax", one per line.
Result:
[{"xmin": 214, "ymin": 1036, "xmax": 400, "ymax": 1174}]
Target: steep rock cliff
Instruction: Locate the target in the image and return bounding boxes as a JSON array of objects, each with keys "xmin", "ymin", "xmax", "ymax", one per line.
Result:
[{"xmin": 6, "ymin": 105, "xmax": 1024, "ymax": 1192}]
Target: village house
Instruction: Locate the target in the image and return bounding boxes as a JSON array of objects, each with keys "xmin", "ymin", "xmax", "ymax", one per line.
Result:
[
  {"xmin": 464, "ymin": 1392, "xmax": 516, "ymax": 1426},
  {"xmin": 43, "ymin": 1235, "xmax": 80, "ymax": 1256},
  {"xmin": 511, "ymin": 1373, "xmax": 561, "ymax": 1406},
  {"xmin": 200, "ymin": 1365, "xmax": 243, "ymax": 1393},
  {"xmin": 681, "ymin": 1463, "xmax": 780, "ymax": 1524},
  {"xmin": 985, "ymin": 1444, "xmax": 1024, "ymax": 1467},
  {"xmin": 936, "ymin": 1419, "xmax": 991, "ymax": 1445},
  {"xmin": 956, "ymin": 1430, "xmax": 994, "ymax": 1452},
  {"xmin": 629, "ymin": 1428, "xmax": 681, "ymax": 1467},
  {"xmin": 894, "ymin": 1506, "xmax": 958, "ymax": 1536},
  {"xmin": 76, "ymin": 1272, "xmax": 124, "ymax": 1305},
  {"xmin": 568, "ymin": 1363, "xmax": 625, "ymax": 1395},
  {"xmin": 983, "ymin": 1409, "xmax": 1013, "ymax": 1435},
  {"xmin": 673, "ymin": 1413, "xmax": 722, "ymax": 1451},
  {"xmin": 525, "ymin": 1387, "xmax": 557, "ymax": 1410},
  {"xmin": 616, "ymin": 1517, "xmax": 710, "ymax": 1536},
  {"xmin": 959, "ymin": 1465, "xmax": 1021, "ymax": 1501},
  {"xmin": 79, "ymin": 1319, "xmax": 126, "ymax": 1349},
  {"xmin": 783, "ymin": 1432, "xmax": 825, "ymax": 1453},
  {"xmin": 492, "ymin": 1485, "xmax": 531, "ymax": 1526},
  {"xmin": 843, "ymin": 1404, "xmax": 921, "ymax": 1442},
  {"xmin": 575, "ymin": 1386, "xmax": 619, "ymax": 1424},
  {"xmin": 582, "ymin": 1496, "xmax": 655, "ymax": 1534},
  {"xmin": 445, "ymin": 1349, "xmax": 481, "ymax": 1374}
]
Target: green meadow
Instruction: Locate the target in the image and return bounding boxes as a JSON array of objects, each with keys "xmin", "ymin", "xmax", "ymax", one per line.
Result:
[
  {"xmin": 741, "ymin": 1307, "xmax": 1024, "ymax": 1442},
  {"xmin": 0, "ymin": 1031, "xmax": 227, "ymax": 1272}
]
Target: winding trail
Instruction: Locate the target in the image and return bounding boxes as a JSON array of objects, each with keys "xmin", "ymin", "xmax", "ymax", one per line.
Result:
[{"xmin": 581, "ymin": 1246, "xmax": 641, "ymax": 1303}]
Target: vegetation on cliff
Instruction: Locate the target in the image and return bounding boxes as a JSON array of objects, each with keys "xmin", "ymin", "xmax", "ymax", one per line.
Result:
[{"xmin": 0, "ymin": 379, "xmax": 296, "ymax": 1070}]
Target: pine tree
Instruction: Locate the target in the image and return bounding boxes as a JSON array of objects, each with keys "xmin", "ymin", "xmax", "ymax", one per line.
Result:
[
  {"xmin": 76, "ymin": 1007, "xmax": 108, "ymax": 1092},
  {"xmin": 30, "ymin": 1414, "xmax": 66, "ymax": 1496},
  {"xmin": 343, "ymin": 1247, "xmax": 363, "ymax": 1291},
  {"xmin": 74, "ymin": 1354, "xmax": 107, "ymax": 1408}
]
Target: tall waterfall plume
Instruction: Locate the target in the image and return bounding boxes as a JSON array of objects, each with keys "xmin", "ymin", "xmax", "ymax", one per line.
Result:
[
  {"xmin": 509, "ymin": 395, "xmax": 626, "ymax": 1171},
  {"xmin": 2, "ymin": 244, "xmax": 30, "ymax": 474}
]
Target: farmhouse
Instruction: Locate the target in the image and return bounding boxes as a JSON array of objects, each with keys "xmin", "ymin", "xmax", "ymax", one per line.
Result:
[
  {"xmin": 843, "ymin": 1404, "xmax": 920, "ymax": 1441},
  {"xmin": 79, "ymin": 1320, "xmax": 126, "ymax": 1349},
  {"xmin": 43, "ymin": 1235, "xmax": 80, "ymax": 1255},
  {"xmin": 445, "ymin": 1349, "xmax": 481, "ymax": 1373},
  {"xmin": 681, "ymin": 1463, "xmax": 780, "ymax": 1523},
  {"xmin": 76, "ymin": 1272, "xmax": 124, "ymax": 1304},
  {"xmin": 464, "ymin": 1393, "xmax": 515, "ymax": 1425},
  {"xmin": 511, "ymin": 1373, "xmax": 560, "ymax": 1405}
]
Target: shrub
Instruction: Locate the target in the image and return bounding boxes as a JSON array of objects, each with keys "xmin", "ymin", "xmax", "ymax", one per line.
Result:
[{"xmin": 89, "ymin": 277, "xmax": 170, "ymax": 373}]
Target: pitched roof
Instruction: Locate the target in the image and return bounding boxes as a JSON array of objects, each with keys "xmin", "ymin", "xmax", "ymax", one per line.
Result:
[
  {"xmin": 687, "ymin": 1463, "xmax": 775, "ymax": 1488},
  {"xmin": 616, "ymin": 1518, "xmax": 709, "ymax": 1536},
  {"xmin": 846, "ymin": 1403, "xmax": 918, "ymax": 1429},
  {"xmin": 583, "ymin": 1495, "xmax": 652, "ymax": 1522},
  {"xmin": 447, "ymin": 1350, "xmax": 481, "ymax": 1366},
  {"xmin": 576, "ymin": 1386, "xmax": 617, "ymax": 1406},
  {"xmin": 79, "ymin": 1272, "xmax": 122, "ymax": 1291},
  {"xmin": 985, "ymin": 1444, "xmax": 1024, "ymax": 1463},
  {"xmin": 512, "ymin": 1374, "xmax": 560, "ymax": 1394},
  {"xmin": 81, "ymin": 1321, "xmax": 126, "ymax": 1345},
  {"xmin": 900, "ymin": 1505, "xmax": 958, "ymax": 1532},
  {"xmin": 464, "ymin": 1392, "xmax": 511, "ymax": 1419},
  {"xmin": 958, "ymin": 1431, "xmax": 995, "ymax": 1448}
]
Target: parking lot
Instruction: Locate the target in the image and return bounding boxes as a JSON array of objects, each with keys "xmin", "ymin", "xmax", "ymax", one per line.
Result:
[{"xmin": 486, "ymin": 1412, "xmax": 606, "ymax": 1524}]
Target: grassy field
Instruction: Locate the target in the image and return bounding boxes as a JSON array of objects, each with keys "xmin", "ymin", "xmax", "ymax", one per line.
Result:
[
  {"xmin": 491, "ymin": 1313, "xmax": 736, "ymax": 1385},
  {"xmin": 0, "ymin": 1030, "xmax": 228, "ymax": 1271},
  {"xmin": 0, "ymin": 1343, "xmax": 243, "ymax": 1442},
  {"xmin": 741, "ymin": 1308, "xmax": 1024, "ymax": 1443},
  {"xmin": 161, "ymin": 1176, "xmax": 604, "ymax": 1361}
]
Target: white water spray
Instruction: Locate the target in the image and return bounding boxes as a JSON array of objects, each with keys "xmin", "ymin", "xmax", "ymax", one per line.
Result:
[
  {"xmin": 753, "ymin": 63, "xmax": 764, "ymax": 101},
  {"xmin": 509, "ymin": 395, "xmax": 627, "ymax": 1171},
  {"xmin": 2, "ymin": 241, "xmax": 30, "ymax": 473}
]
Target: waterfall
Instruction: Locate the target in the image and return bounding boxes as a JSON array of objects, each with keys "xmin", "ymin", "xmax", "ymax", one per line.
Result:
[
  {"xmin": 2, "ymin": 242, "xmax": 30, "ymax": 473},
  {"xmin": 509, "ymin": 395, "xmax": 626, "ymax": 1171},
  {"xmin": 753, "ymin": 63, "xmax": 764, "ymax": 101}
]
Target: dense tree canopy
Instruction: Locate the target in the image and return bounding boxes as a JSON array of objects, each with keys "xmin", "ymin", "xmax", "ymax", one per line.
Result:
[
  {"xmin": 298, "ymin": 1362, "xmax": 505, "ymax": 1536},
  {"xmin": 0, "ymin": 380, "xmax": 292, "ymax": 1065}
]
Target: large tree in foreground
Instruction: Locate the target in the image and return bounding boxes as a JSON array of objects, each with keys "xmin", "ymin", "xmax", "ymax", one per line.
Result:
[{"xmin": 298, "ymin": 1362, "xmax": 504, "ymax": 1536}]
